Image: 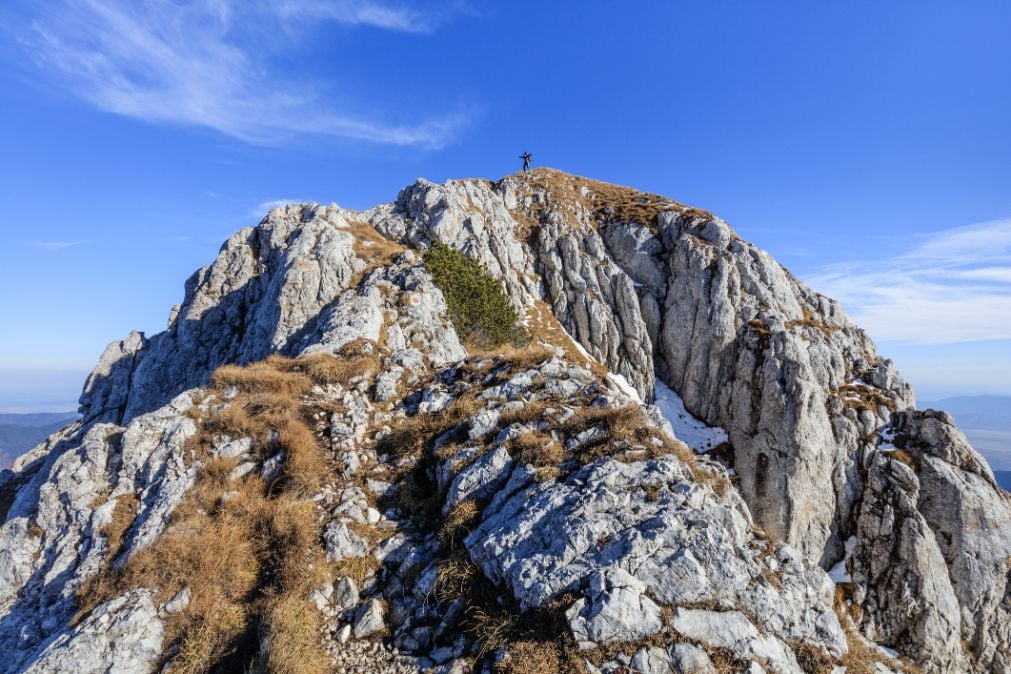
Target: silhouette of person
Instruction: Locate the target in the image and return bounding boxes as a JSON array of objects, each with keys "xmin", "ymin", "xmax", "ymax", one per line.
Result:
[{"xmin": 519, "ymin": 152, "xmax": 533, "ymax": 172}]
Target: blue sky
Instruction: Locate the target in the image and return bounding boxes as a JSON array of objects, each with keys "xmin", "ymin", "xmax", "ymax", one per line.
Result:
[{"xmin": 0, "ymin": 0, "xmax": 1009, "ymax": 411}]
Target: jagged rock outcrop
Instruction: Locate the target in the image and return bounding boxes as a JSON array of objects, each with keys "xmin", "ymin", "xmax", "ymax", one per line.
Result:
[
  {"xmin": 0, "ymin": 168, "xmax": 1005, "ymax": 673},
  {"xmin": 0, "ymin": 393, "xmax": 197, "ymax": 670},
  {"xmin": 370, "ymin": 172, "xmax": 914, "ymax": 569},
  {"xmin": 848, "ymin": 410, "xmax": 1011, "ymax": 673}
]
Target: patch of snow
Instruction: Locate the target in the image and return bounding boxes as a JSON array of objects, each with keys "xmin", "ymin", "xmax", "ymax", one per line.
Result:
[
  {"xmin": 877, "ymin": 644, "xmax": 900, "ymax": 659},
  {"xmin": 877, "ymin": 426, "xmax": 897, "ymax": 451},
  {"xmin": 652, "ymin": 381, "xmax": 728, "ymax": 453},
  {"xmin": 828, "ymin": 536, "xmax": 856, "ymax": 584},
  {"xmin": 607, "ymin": 373, "xmax": 643, "ymax": 404}
]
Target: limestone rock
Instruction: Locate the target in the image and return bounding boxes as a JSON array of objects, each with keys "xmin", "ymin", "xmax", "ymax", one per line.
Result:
[
  {"xmin": 21, "ymin": 590, "xmax": 163, "ymax": 674},
  {"xmin": 2, "ymin": 170, "xmax": 1003, "ymax": 673},
  {"xmin": 566, "ymin": 568, "xmax": 663, "ymax": 646},
  {"xmin": 849, "ymin": 410, "xmax": 1011, "ymax": 673},
  {"xmin": 353, "ymin": 599, "xmax": 387, "ymax": 639}
]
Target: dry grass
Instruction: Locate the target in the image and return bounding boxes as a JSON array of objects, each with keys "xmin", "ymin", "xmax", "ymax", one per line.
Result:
[
  {"xmin": 211, "ymin": 362, "xmax": 313, "ymax": 398},
  {"xmin": 786, "ymin": 307, "xmax": 841, "ymax": 339},
  {"xmin": 888, "ymin": 448, "xmax": 917, "ymax": 469},
  {"xmin": 376, "ymin": 395, "xmax": 483, "ymax": 459},
  {"xmin": 298, "ymin": 351, "xmax": 380, "ymax": 387},
  {"xmin": 439, "ymin": 499, "xmax": 481, "ymax": 548},
  {"xmin": 509, "ymin": 429, "xmax": 565, "ymax": 467},
  {"xmin": 495, "ymin": 641, "xmax": 566, "ymax": 674},
  {"xmin": 333, "ymin": 555, "xmax": 381, "ymax": 586},
  {"xmin": 748, "ymin": 317, "xmax": 772, "ymax": 338},
  {"xmin": 838, "ymin": 383, "xmax": 897, "ymax": 414},
  {"xmin": 345, "ymin": 219, "xmax": 406, "ymax": 272},
  {"xmin": 75, "ymin": 356, "xmax": 343, "ymax": 673},
  {"xmin": 276, "ymin": 417, "xmax": 328, "ymax": 494},
  {"xmin": 497, "ymin": 398, "xmax": 556, "ymax": 428},
  {"xmin": 508, "ymin": 168, "xmax": 709, "ymax": 236},
  {"xmin": 434, "ymin": 551, "xmax": 480, "ymax": 603},
  {"xmin": 467, "ymin": 343, "xmax": 554, "ymax": 370},
  {"xmin": 258, "ymin": 499, "xmax": 332, "ymax": 674},
  {"xmin": 833, "ymin": 586, "xmax": 921, "ymax": 674},
  {"xmin": 791, "ymin": 641, "xmax": 834, "ymax": 673},
  {"xmin": 525, "ymin": 301, "xmax": 607, "ymax": 377},
  {"xmin": 560, "ymin": 405, "xmax": 696, "ymax": 470}
]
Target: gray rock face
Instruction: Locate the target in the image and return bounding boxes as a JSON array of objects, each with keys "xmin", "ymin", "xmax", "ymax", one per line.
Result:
[
  {"xmin": 466, "ymin": 455, "xmax": 845, "ymax": 661},
  {"xmin": 353, "ymin": 599, "xmax": 387, "ymax": 639},
  {"xmin": 0, "ymin": 393, "xmax": 197, "ymax": 670},
  {"xmin": 20, "ymin": 590, "xmax": 163, "ymax": 674},
  {"xmin": 78, "ymin": 331, "xmax": 147, "ymax": 423},
  {"xmin": 671, "ymin": 609, "xmax": 802, "ymax": 674},
  {"xmin": 566, "ymin": 568, "xmax": 664, "ymax": 646},
  {"xmin": 850, "ymin": 410, "xmax": 1011, "ymax": 673},
  {"xmin": 369, "ymin": 171, "xmax": 914, "ymax": 570},
  {"xmin": 80, "ymin": 205, "xmax": 464, "ymax": 427},
  {"xmin": 2, "ymin": 169, "xmax": 1005, "ymax": 672}
]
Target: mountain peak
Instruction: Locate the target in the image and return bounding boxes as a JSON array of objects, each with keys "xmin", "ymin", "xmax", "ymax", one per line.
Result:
[{"xmin": 1, "ymin": 172, "xmax": 1007, "ymax": 673}]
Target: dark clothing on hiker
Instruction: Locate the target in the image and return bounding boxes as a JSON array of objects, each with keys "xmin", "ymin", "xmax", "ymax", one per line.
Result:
[{"xmin": 519, "ymin": 152, "xmax": 533, "ymax": 171}]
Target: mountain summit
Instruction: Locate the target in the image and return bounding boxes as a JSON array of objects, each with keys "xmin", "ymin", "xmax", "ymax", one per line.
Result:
[{"xmin": 1, "ymin": 169, "xmax": 1008, "ymax": 674}]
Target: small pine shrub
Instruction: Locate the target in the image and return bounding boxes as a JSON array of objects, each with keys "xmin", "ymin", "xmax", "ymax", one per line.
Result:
[{"xmin": 424, "ymin": 243, "xmax": 527, "ymax": 349}]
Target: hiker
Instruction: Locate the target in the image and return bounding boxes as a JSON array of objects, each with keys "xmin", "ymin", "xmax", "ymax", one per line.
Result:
[{"xmin": 519, "ymin": 151, "xmax": 533, "ymax": 172}]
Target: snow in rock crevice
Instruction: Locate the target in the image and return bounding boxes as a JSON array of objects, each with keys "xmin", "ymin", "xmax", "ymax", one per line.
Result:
[{"xmin": 653, "ymin": 380, "xmax": 728, "ymax": 453}]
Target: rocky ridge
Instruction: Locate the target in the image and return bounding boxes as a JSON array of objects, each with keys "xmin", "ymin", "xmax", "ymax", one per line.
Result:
[{"xmin": 0, "ymin": 168, "xmax": 1007, "ymax": 673}]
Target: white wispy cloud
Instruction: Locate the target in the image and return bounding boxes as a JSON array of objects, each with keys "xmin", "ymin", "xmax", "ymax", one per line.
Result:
[
  {"xmin": 272, "ymin": 0, "xmax": 449, "ymax": 33},
  {"xmin": 805, "ymin": 218, "xmax": 1011, "ymax": 344},
  {"xmin": 32, "ymin": 240, "xmax": 88, "ymax": 252},
  {"xmin": 18, "ymin": 0, "xmax": 467, "ymax": 147},
  {"xmin": 249, "ymin": 198, "xmax": 308, "ymax": 218}
]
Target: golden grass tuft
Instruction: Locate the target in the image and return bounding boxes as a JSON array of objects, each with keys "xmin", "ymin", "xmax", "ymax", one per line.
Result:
[
  {"xmin": 510, "ymin": 429, "xmax": 565, "ymax": 467},
  {"xmin": 495, "ymin": 641, "xmax": 565, "ymax": 674},
  {"xmin": 507, "ymin": 167, "xmax": 707, "ymax": 237},
  {"xmin": 439, "ymin": 499, "xmax": 481, "ymax": 548},
  {"xmin": 434, "ymin": 551, "xmax": 479, "ymax": 603},
  {"xmin": 838, "ymin": 383, "xmax": 897, "ymax": 414},
  {"xmin": 786, "ymin": 307, "xmax": 841, "ymax": 339},
  {"xmin": 210, "ymin": 362, "xmax": 313, "ymax": 398},
  {"xmin": 748, "ymin": 317, "xmax": 772, "ymax": 338},
  {"xmin": 888, "ymin": 448, "xmax": 917, "ymax": 469},
  {"xmin": 498, "ymin": 399, "xmax": 554, "ymax": 428},
  {"xmin": 560, "ymin": 405, "xmax": 696, "ymax": 468},
  {"xmin": 75, "ymin": 355, "xmax": 344, "ymax": 673},
  {"xmin": 524, "ymin": 301, "xmax": 607, "ymax": 377},
  {"xmin": 376, "ymin": 395, "xmax": 484, "ymax": 459},
  {"xmin": 276, "ymin": 417, "xmax": 328, "ymax": 494},
  {"xmin": 345, "ymin": 219, "xmax": 407, "ymax": 273},
  {"xmin": 297, "ymin": 350, "xmax": 380, "ymax": 387},
  {"xmin": 333, "ymin": 555, "xmax": 381, "ymax": 586}
]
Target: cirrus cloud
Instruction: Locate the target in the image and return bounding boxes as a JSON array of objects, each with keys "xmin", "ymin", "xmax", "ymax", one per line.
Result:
[
  {"xmin": 31, "ymin": 240, "xmax": 88, "ymax": 252},
  {"xmin": 805, "ymin": 218, "xmax": 1011, "ymax": 344},
  {"xmin": 15, "ymin": 0, "xmax": 469, "ymax": 148}
]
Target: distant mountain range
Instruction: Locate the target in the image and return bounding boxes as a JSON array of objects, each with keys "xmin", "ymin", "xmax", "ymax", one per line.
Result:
[
  {"xmin": 919, "ymin": 395, "xmax": 1011, "ymax": 488},
  {"xmin": 0, "ymin": 412, "xmax": 78, "ymax": 470}
]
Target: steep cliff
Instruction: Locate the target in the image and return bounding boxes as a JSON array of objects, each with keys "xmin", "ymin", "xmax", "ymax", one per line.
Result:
[{"xmin": 1, "ymin": 169, "xmax": 1007, "ymax": 674}]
